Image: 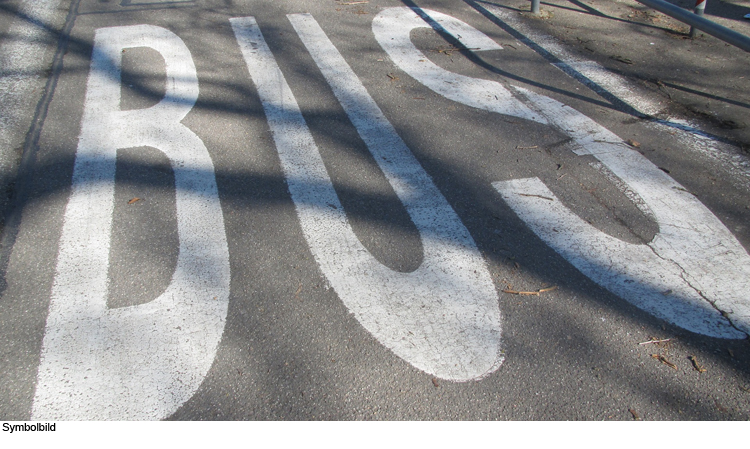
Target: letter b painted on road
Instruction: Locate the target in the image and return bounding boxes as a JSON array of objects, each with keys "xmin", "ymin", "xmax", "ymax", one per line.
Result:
[{"xmin": 32, "ymin": 25, "xmax": 231, "ymax": 420}]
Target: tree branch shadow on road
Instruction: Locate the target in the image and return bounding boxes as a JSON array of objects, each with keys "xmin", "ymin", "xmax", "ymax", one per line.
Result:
[{"xmin": 0, "ymin": 0, "xmax": 748, "ymax": 421}]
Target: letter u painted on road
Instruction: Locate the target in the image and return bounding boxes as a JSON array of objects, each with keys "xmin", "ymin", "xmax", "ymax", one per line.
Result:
[
  {"xmin": 231, "ymin": 15, "xmax": 503, "ymax": 382},
  {"xmin": 32, "ymin": 25, "xmax": 231, "ymax": 420},
  {"xmin": 373, "ymin": 7, "xmax": 750, "ymax": 338}
]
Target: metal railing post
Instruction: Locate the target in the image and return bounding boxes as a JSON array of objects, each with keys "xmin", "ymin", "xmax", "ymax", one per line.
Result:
[
  {"xmin": 634, "ymin": 0, "xmax": 750, "ymax": 52},
  {"xmin": 690, "ymin": 0, "xmax": 707, "ymax": 38},
  {"xmin": 531, "ymin": 0, "xmax": 540, "ymax": 15}
]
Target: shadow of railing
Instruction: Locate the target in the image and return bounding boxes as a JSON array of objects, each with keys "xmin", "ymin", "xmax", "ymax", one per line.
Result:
[{"xmin": 0, "ymin": 0, "xmax": 748, "ymax": 420}]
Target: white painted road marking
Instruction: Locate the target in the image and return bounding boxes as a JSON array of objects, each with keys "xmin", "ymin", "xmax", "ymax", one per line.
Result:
[
  {"xmin": 372, "ymin": 7, "xmax": 543, "ymax": 124},
  {"xmin": 32, "ymin": 25, "xmax": 231, "ymax": 420},
  {"xmin": 374, "ymin": 7, "xmax": 749, "ymax": 338},
  {"xmin": 231, "ymin": 15, "xmax": 503, "ymax": 381},
  {"xmin": 497, "ymin": 86, "xmax": 750, "ymax": 338},
  {"xmin": 474, "ymin": 1, "xmax": 750, "ymax": 193},
  {"xmin": 26, "ymin": 6, "xmax": 750, "ymax": 420}
]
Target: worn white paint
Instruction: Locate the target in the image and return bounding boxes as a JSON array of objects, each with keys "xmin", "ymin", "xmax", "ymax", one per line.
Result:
[
  {"xmin": 231, "ymin": 15, "xmax": 503, "ymax": 381},
  {"xmin": 374, "ymin": 7, "xmax": 750, "ymax": 338},
  {"xmin": 473, "ymin": 2, "xmax": 664, "ymax": 117},
  {"xmin": 501, "ymin": 87, "xmax": 750, "ymax": 338},
  {"xmin": 372, "ymin": 7, "xmax": 544, "ymax": 124},
  {"xmin": 32, "ymin": 25, "xmax": 231, "ymax": 420},
  {"xmin": 476, "ymin": 2, "xmax": 750, "ymax": 193}
]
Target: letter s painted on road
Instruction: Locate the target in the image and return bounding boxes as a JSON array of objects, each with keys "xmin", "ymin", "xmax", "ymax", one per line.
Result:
[{"xmin": 373, "ymin": 7, "xmax": 750, "ymax": 338}]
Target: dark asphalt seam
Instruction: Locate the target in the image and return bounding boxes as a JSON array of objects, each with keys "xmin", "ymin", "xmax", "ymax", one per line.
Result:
[{"xmin": 0, "ymin": 0, "xmax": 82, "ymax": 295}]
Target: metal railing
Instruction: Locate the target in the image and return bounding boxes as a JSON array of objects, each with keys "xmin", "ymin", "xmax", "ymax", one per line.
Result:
[{"xmin": 530, "ymin": 0, "xmax": 750, "ymax": 52}]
